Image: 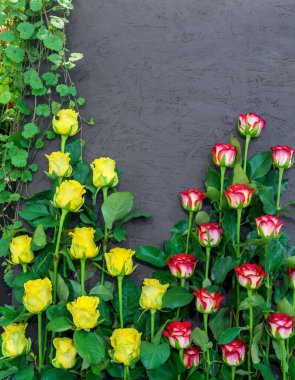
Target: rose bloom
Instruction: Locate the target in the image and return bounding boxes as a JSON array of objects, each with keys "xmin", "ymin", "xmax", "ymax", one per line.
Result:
[
  {"xmin": 52, "ymin": 337, "xmax": 77, "ymax": 369},
  {"xmin": 194, "ymin": 288, "xmax": 224, "ymax": 314},
  {"xmin": 220, "ymin": 339, "xmax": 247, "ymax": 366},
  {"xmin": 238, "ymin": 113, "xmax": 266, "ymax": 138},
  {"xmin": 255, "ymin": 215, "xmax": 284, "ymax": 238},
  {"xmin": 9, "ymin": 235, "xmax": 34, "ymax": 265},
  {"xmin": 183, "ymin": 345, "xmax": 201, "ymax": 369},
  {"xmin": 53, "ymin": 180, "xmax": 86, "ymax": 212},
  {"xmin": 271, "ymin": 145, "xmax": 295, "ymax": 169},
  {"xmin": 110, "ymin": 328, "xmax": 141, "ymax": 366},
  {"xmin": 224, "ymin": 184, "xmax": 255, "ymax": 209},
  {"xmin": 288, "ymin": 267, "xmax": 295, "ymax": 290},
  {"xmin": 234, "ymin": 264, "xmax": 266, "ymax": 290},
  {"xmin": 90, "ymin": 157, "xmax": 118, "ymax": 188},
  {"xmin": 212, "ymin": 143, "xmax": 237, "ymax": 168},
  {"xmin": 179, "ymin": 189, "xmax": 206, "ymax": 213},
  {"xmin": 45, "ymin": 151, "xmax": 72, "ymax": 178},
  {"xmin": 69, "ymin": 227, "xmax": 98, "ymax": 260},
  {"xmin": 139, "ymin": 278, "xmax": 169, "ymax": 311},
  {"xmin": 67, "ymin": 296, "xmax": 100, "ymax": 330},
  {"xmin": 163, "ymin": 321, "xmax": 192, "ymax": 349},
  {"xmin": 1, "ymin": 323, "xmax": 31, "ymax": 358},
  {"xmin": 196, "ymin": 222, "xmax": 223, "ymax": 248},
  {"xmin": 105, "ymin": 247, "xmax": 135, "ymax": 277},
  {"xmin": 166, "ymin": 254, "xmax": 198, "ymax": 279},
  {"xmin": 267, "ymin": 313, "xmax": 294, "ymax": 339},
  {"xmin": 53, "ymin": 109, "xmax": 79, "ymax": 136},
  {"xmin": 23, "ymin": 278, "xmax": 52, "ymax": 314}
]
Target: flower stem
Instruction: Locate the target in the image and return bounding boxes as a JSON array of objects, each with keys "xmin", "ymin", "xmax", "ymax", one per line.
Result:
[
  {"xmin": 42, "ymin": 318, "xmax": 48, "ymax": 366},
  {"xmin": 280, "ymin": 339, "xmax": 287, "ymax": 380},
  {"xmin": 204, "ymin": 314, "xmax": 210, "ymax": 380},
  {"xmin": 219, "ymin": 166, "xmax": 226, "ymax": 223},
  {"xmin": 53, "ymin": 209, "xmax": 68, "ymax": 303},
  {"xmin": 236, "ymin": 208, "xmax": 242, "ymax": 257},
  {"xmin": 293, "ymin": 289, "xmax": 295, "ymax": 309},
  {"xmin": 150, "ymin": 310, "xmax": 156, "ymax": 342},
  {"xmin": 231, "ymin": 366, "xmax": 236, "ymax": 380},
  {"xmin": 60, "ymin": 135, "xmax": 67, "ymax": 153},
  {"xmin": 118, "ymin": 275, "xmax": 124, "ymax": 328},
  {"xmin": 22, "ymin": 264, "xmax": 27, "ymax": 273},
  {"xmin": 185, "ymin": 211, "xmax": 194, "ymax": 254},
  {"xmin": 80, "ymin": 259, "xmax": 86, "ymax": 296},
  {"xmin": 38, "ymin": 313, "xmax": 43, "ymax": 373},
  {"xmin": 248, "ymin": 289, "xmax": 253, "ymax": 380},
  {"xmin": 124, "ymin": 365, "xmax": 130, "ymax": 380},
  {"xmin": 276, "ymin": 167, "xmax": 284, "ymax": 213},
  {"xmin": 205, "ymin": 247, "xmax": 211, "ymax": 280},
  {"xmin": 243, "ymin": 134, "xmax": 251, "ymax": 172},
  {"xmin": 101, "ymin": 187, "xmax": 108, "ymax": 285},
  {"xmin": 236, "ymin": 284, "xmax": 240, "ymax": 327}
]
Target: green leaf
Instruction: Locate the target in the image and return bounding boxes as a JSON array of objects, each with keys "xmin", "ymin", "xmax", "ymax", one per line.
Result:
[
  {"xmin": 233, "ymin": 163, "xmax": 249, "ymax": 185},
  {"xmin": 102, "ymin": 192, "xmax": 134, "ymax": 229},
  {"xmin": 56, "ymin": 273, "xmax": 69, "ymax": 302},
  {"xmin": 23, "ymin": 70, "xmax": 43, "ymax": 90},
  {"xmin": 195, "ymin": 211, "xmax": 210, "ymax": 225},
  {"xmin": 251, "ymin": 323, "xmax": 264, "ymax": 365},
  {"xmin": 14, "ymin": 364, "xmax": 34, "ymax": 380},
  {"xmin": 218, "ymin": 327, "xmax": 246, "ymax": 344},
  {"xmin": 147, "ymin": 360, "xmax": 177, "ymax": 380},
  {"xmin": 239, "ymin": 295, "xmax": 265, "ymax": 310},
  {"xmin": 209, "ymin": 307, "xmax": 231, "ymax": 340},
  {"xmin": 42, "ymin": 72, "xmax": 59, "ymax": 86},
  {"xmin": 205, "ymin": 167, "xmax": 220, "ymax": 190},
  {"xmin": 57, "ymin": 0, "xmax": 74, "ymax": 9},
  {"xmin": 73, "ymin": 330, "xmax": 105, "ymax": 364},
  {"xmin": 90, "ymin": 283, "xmax": 113, "ymax": 301},
  {"xmin": 22, "ymin": 123, "xmax": 40, "ymax": 139},
  {"xmin": 285, "ymin": 255, "xmax": 295, "ymax": 268},
  {"xmin": 230, "ymin": 135, "xmax": 242, "ymax": 164},
  {"xmin": 119, "ymin": 211, "xmax": 152, "ymax": 224},
  {"xmin": 257, "ymin": 185, "xmax": 276, "ymax": 215},
  {"xmin": 266, "ymin": 239, "xmax": 285, "ymax": 273},
  {"xmin": 191, "ymin": 327, "xmax": 213, "ymax": 352},
  {"xmin": 40, "ymin": 368, "xmax": 76, "ymax": 380},
  {"xmin": 72, "ymin": 160, "xmax": 90, "ymax": 184},
  {"xmin": 249, "ymin": 151, "xmax": 272, "ymax": 180},
  {"xmin": 30, "ymin": 0, "xmax": 43, "ymax": 11},
  {"xmin": 8, "ymin": 144, "xmax": 28, "ymax": 168},
  {"xmin": 140, "ymin": 342, "xmax": 170, "ymax": 369},
  {"xmin": 47, "ymin": 316, "xmax": 73, "ymax": 332},
  {"xmin": 136, "ymin": 245, "xmax": 167, "ymax": 267},
  {"xmin": 5, "ymin": 45, "xmax": 25, "ymax": 63},
  {"xmin": 17, "ymin": 22, "xmax": 35, "ymax": 39},
  {"xmin": 0, "ymin": 237, "xmax": 10, "ymax": 257},
  {"xmin": 36, "ymin": 104, "xmax": 51, "ymax": 117},
  {"xmin": 277, "ymin": 298, "xmax": 295, "ymax": 317},
  {"xmin": 65, "ymin": 138, "xmax": 83, "ymax": 164},
  {"xmin": 43, "ymin": 34, "xmax": 63, "ymax": 51},
  {"xmin": 162, "ymin": 287, "xmax": 193, "ymax": 308},
  {"xmin": 0, "ymin": 85, "xmax": 11, "ymax": 104},
  {"xmin": 0, "ymin": 30, "xmax": 15, "ymax": 42},
  {"xmin": 211, "ymin": 256, "xmax": 238, "ymax": 283},
  {"xmin": 20, "ymin": 204, "xmax": 50, "ymax": 221},
  {"xmin": 32, "ymin": 224, "xmax": 47, "ymax": 249},
  {"xmin": 254, "ymin": 359, "xmax": 275, "ymax": 380},
  {"xmin": 112, "ymin": 225, "xmax": 126, "ymax": 242}
]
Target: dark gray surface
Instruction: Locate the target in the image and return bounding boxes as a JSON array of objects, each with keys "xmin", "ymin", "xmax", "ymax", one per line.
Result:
[{"xmin": 3, "ymin": 0, "xmax": 295, "ymax": 294}]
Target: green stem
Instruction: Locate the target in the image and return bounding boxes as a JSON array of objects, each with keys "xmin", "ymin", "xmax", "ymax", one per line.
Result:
[
  {"xmin": 204, "ymin": 314, "xmax": 210, "ymax": 380},
  {"xmin": 60, "ymin": 135, "xmax": 67, "ymax": 153},
  {"xmin": 81, "ymin": 259, "xmax": 86, "ymax": 296},
  {"xmin": 236, "ymin": 208, "xmax": 242, "ymax": 257},
  {"xmin": 205, "ymin": 247, "xmax": 211, "ymax": 280},
  {"xmin": 231, "ymin": 366, "xmax": 236, "ymax": 380},
  {"xmin": 248, "ymin": 289, "xmax": 253, "ymax": 380},
  {"xmin": 101, "ymin": 187, "xmax": 108, "ymax": 285},
  {"xmin": 42, "ymin": 318, "xmax": 48, "ymax": 366},
  {"xmin": 150, "ymin": 310, "xmax": 155, "ymax": 342},
  {"xmin": 219, "ymin": 166, "xmax": 226, "ymax": 223},
  {"xmin": 293, "ymin": 289, "xmax": 295, "ymax": 309},
  {"xmin": 124, "ymin": 365, "xmax": 130, "ymax": 380},
  {"xmin": 280, "ymin": 339, "xmax": 287, "ymax": 380},
  {"xmin": 185, "ymin": 211, "xmax": 194, "ymax": 254},
  {"xmin": 265, "ymin": 274, "xmax": 272, "ymax": 316},
  {"xmin": 118, "ymin": 275, "xmax": 124, "ymax": 328},
  {"xmin": 38, "ymin": 313, "xmax": 43, "ymax": 373},
  {"xmin": 53, "ymin": 209, "xmax": 68, "ymax": 303},
  {"xmin": 243, "ymin": 134, "xmax": 251, "ymax": 172},
  {"xmin": 236, "ymin": 284, "xmax": 240, "ymax": 327},
  {"xmin": 21, "ymin": 264, "xmax": 27, "ymax": 273},
  {"xmin": 276, "ymin": 167, "xmax": 284, "ymax": 213},
  {"xmin": 176, "ymin": 278, "xmax": 186, "ymax": 319}
]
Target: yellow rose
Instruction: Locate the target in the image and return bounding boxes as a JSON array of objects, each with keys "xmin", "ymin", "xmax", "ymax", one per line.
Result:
[
  {"xmin": 69, "ymin": 227, "xmax": 98, "ymax": 260},
  {"xmin": 53, "ymin": 180, "xmax": 86, "ymax": 212},
  {"xmin": 1, "ymin": 323, "xmax": 31, "ymax": 357},
  {"xmin": 90, "ymin": 157, "xmax": 118, "ymax": 188},
  {"xmin": 52, "ymin": 337, "xmax": 77, "ymax": 369},
  {"xmin": 110, "ymin": 328, "xmax": 141, "ymax": 365},
  {"xmin": 45, "ymin": 151, "xmax": 72, "ymax": 178},
  {"xmin": 9, "ymin": 235, "xmax": 34, "ymax": 265},
  {"xmin": 105, "ymin": 247, "xmax": 135, "ymax": 277},
  {"xmin": 67, "ymin": 296, "xmax": 100, "ymax": 330},
  {"xmin": 23, "ymin": 278, "xmax": 52, "ymax": 314},
  {"xmin": 53, "ymin": 109, "xmax": 79, "ymax": 136},
  {"xmin": 139, "ymin": 278, "xmax": 169, "ymax": 311}
]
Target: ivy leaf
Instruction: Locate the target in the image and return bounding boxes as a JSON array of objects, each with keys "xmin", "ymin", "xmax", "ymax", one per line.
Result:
[
  {"xmin": 43, "ymin": 34, "xmax": 63, "ymax": 51},
  {"xmin": 36, "ymin": 104, "xmax": 51, "ymax": 117},
  {"xmin": 48, "ymin": 53, "xmax": 63, "ymax": 66},
  {"xmin": 22, "ymin": 123, "xmax": 40, "ymax": 139},
  {"xmin": 23, "ymin": 70, "xmax": 43, "ymax": 90},
  {"xmin": 5, "ymin": 45, "xmax": 25, "ymax": 63},
  {"xmin": 17, "ymin": 22, "xmax": 35, "ymax": 39},
  {"xmin": 0, "ymin": 86, "xmax": 12, "ymax": 104},
  {"xmin": 57, "ymin": 0, "xmax": 73, "ymax": 9},
  {"xmin": 7, "ymin": 143, "xmax": 28, "ymax": 168},
  {"xmin": 42, "ymin": 72, "xmax": 58, "ymax": 86},
  {"xmin": 0, "ymin": 30, "xmax": 15, "ymax": 42},
  {"xmin": 30, "ymin": 0, "xmax": 43, "ymax": 12},
  {"xmin": 50, "ymin": 16, "xmax": 65, "ymax": 29}
]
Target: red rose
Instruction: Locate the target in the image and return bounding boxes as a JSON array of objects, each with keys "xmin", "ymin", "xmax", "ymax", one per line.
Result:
[
  {"xmin": 238, "ymin": 113, "xmax": 266, "ymax": 138},
  {"xmin": 212, "ymin": 143, "xmax": 237, "ymax": 168},
  {"xmin": 234, "ymin": 264, "xmax": 266, "ymax": 290},
  {"xmin": 267, "ymin": 313, "xmax": 294, "ymax": 339},
  {"xmin": 288, "ymin": 267, "xmax": 295, "ymax": 290},
  {"xmin": 271, "ymin": 145, "xmax": 295, "ymax": 169},
  {"xmin": 220, "ymin": 339, "xmax": 247, "ymax": 366},
  {"xmin": 179, "ymin": 189, "xmax": 206, "ymax": 213},
  {"xmin": 183, "ymin": 345, "xmax": 201, "ymax": 368},
  {"xmin": 255, "ymin": 215, "xmax": 284, "ymax": 238},
  {"xmin": 224, "ymin": 184, "xmax": 255, "ymax": 209},
  {"xmin": 166, "ymin": 254, "xmax": 198, "ymax": 279},
  {"xmin": 194, "ymin": 288, "xmax": 224, "ymax": 314},
  {"xmin": 196, "ymin": 222, "xmax": 223, "ymax": 248},
  {"xmin": 163, "ymin": 321, "xmax": 192, "ymax": 349}
]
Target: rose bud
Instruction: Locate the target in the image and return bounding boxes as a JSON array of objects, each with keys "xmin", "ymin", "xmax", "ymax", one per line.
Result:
[
  {"xmin": 67, "ymin": 296, "xmax": 100, "ymax": 330},
  {"xmin": 267, "ymin": 313, "xmax": 294, "ymax": 339},
  {"xmin": 212, "ymin": 143, "xmax": 237, "ymax": 168},
  {"xmin": 238, "ymin": 113, "xmax": 266, "ymax": 138},
  {"xmin": 224, "ymin": 184, "xmax": 255, "ymax": 209},
  {"xmin": 180, "ymin": 189, "xmax": 206, "ymax": 213},
  {"xmin": 194, "ymin": 288, "xmax": 224, "ymax": 314},
  {"xmin": 52, "ymin": 337, "xmax": 77, "ymax": 369},
  {"xmin": 52, "ymin": 109, "xmax": 79, "ymax": 137},
  {"xmin": 110, "ymin": 328, "xmax": 141, "ymax": 366},
  {"xmin": 271, "ymin": 145, "xmax": 295, "ymax": 169},
  {"xmin": 196, "ymin": 222, "xmax": 223, "ymax": 248},
  {"xmin": 1, "ymin": 323, "xmax": 31, "ymax": 358},
  {"xmin": 90, "ymin": 157, "xmax": 118, "ymax": 188},
  {"xmin": 255, "ymin": 215, "xmax": 284, "ymax": 238},
  {"xmin": 183, "ymin": 345, "xmax": 201, "ymax": 368},
  {"xmin": 139, "ymin": 279, "xmax": 169, "ymax": 311},
  {"xmin": 288, "ymin": 267, "xmax": 295, "ymax": 290},
  {"xmin": 9, "ymin": 235, "xmax": 34, "ymax": 265},
  {"xmin": 23, "ymin": 278, "xmax": 52, "ymax": 314},
  {"xmin": 220, "ymin": 339, "xmax": 247, "ymax": 366},
  {"xmin": 166, "ymin": 254, "xmax": 198, "ymax": 279},
  {"xmin": 163, "ymin": 321, "xmax": 192, "ymax": 349},
  {"xmin": 53, "ymin": 180, "xmax": 86, "ymax": 213},
  {"xmin": 234, "ymin": 264, "xmax": 266, "ymax": 290}
]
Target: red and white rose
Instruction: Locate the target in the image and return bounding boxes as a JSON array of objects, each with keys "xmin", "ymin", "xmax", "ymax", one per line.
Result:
[
  {"xmin": 183, "ymin": 345, "xmax": 201, "ymax": 368},
  {"xmin": 166, "ymin": 254, "xmax": 198, "ymax": 279},
  {"xmin": 163, "ymin": 321, "xmax": 192, "ymax": 349},
  {"xmin": 255, "ymin": 215, "xmax": 284, "ymax": 238},
  {"xmin": 238, "ymin": 113, "xmax": 266, "ymax": 138},
  {"xmin": 288, "ymin": 267, "xmax": 295, "ymax": 290},
  {"xmin": 212, "ymin": 143, "xmax": 237, "ymax": 168},
  {"xmin": 220, "ymin": 339, "xmax": 247, "ymax": 367},
  {"xmin": 271, "ymin": 145, "xmax": 295, "ymax": 169},
  {"xmin": 196, "ymin": 222, "xmax": 223, "ymax": 248},
  {"xmin": 234, "ymin": 264, "xmax": 266, "ymax": 290},
  {"xmin": 267, "ymin": 313, "xmax": 294, "ymax": 339},
  {"xmin": 179, "ymin": 189, "xmax": 206, "ymax": 213},
  {"xmin": 194, "ymin": 288, "xmax": 224, "ymax": 314},
  {"xmin": 224, "ymin": 184, "xmax": 255, "ymax": 209}
]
